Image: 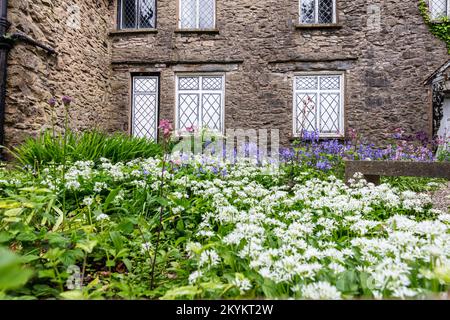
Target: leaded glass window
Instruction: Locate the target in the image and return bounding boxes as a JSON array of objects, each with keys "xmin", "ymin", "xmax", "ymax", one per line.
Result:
[
  {"xmin": 429, "ymin": 0, "xmax": 450, "ymax": 20},
  {"xmin": 294, "ymin": 74, "xmax": 344, "ymax": 137},
  {"xmin": 179, "ymin": 0, "xmax": 215, "ymax": 29},
  {"xmin": 176, "ymin": 75, "xmax": 224, "ymax": 132},
  {"xmin": 300, "ymin": 0, "xmax": 336, "ymax": 24},
  {"xmin": 119, "ymin": 0, "xmax": 156, "ymax": 29},
  {"xmin": 132, "ymin": 76, "xmax": 159, "ymax": 140}
]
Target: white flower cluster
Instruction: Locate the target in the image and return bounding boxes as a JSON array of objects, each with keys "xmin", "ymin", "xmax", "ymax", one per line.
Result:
[
  {"xmin": 169, "ymin": 159, "xmax": 449, "ymax": 299},
  {"xmin": 27, "ymin": 155, "xmax": 449, "ymax": 299}
]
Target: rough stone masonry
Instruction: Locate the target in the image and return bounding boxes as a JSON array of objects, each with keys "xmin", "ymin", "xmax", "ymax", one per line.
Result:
[{"xmin": 3, "ymin": 0, "xmax": 450, "ymax": 148}]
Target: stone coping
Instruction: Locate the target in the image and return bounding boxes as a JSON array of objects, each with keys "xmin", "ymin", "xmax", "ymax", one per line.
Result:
[{"xmin": 345, "ymin": 160, "xmax": 450, "ymax": 185}]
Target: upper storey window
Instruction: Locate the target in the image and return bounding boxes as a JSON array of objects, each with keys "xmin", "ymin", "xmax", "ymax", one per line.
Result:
[
  {"xmin": 119, "ymin": 0, "xmax": 156, "ymax": 29},
  {"xmin": 429, "ymin": 0, "xmax": 450, "ymax": 20},
  {"xmin": 299, "ymin": 0, "xmax": 336, "ymax": 24},
  {"xmin": 179, "ymin": 0, "xmax": 216, "ymax": 29}
]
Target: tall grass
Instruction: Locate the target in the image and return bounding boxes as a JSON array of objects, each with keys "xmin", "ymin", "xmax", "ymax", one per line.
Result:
[{"xmin": 10, "ymin": 130, "xmax": 162, "ymax": 168}]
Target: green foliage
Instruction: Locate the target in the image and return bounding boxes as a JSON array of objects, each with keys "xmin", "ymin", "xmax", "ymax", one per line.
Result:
[
  {"xmin": 382, "ymin": 176, "xmax": 447, "ymax": 192},
  {"xmin": 419, "ymin": 0, "xmax": 450, "ymax": 53},
  {"xmin": 10, "ymin": 130, "xmax": 162, "ymax": 169},
  {"xmin": 436, "ymin": 144, "xmax": 450, "ymax": 162},
  {"xmin": 0, "ymin": 247, "xmax": 33, "ymax": 295}
]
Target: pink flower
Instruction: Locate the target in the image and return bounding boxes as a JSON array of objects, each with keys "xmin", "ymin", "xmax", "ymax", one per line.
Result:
[
  {"xmin": 347, "ymin": 128, "xmax": 357, "ymax": 141},
  {"xmin": 435, "ymin": 136, "xmax": 446, "ymax": 146},
  {"xmin": 186, "ymin": 126, "xmax": 196, "ymax": 133},
  {"xmin": 159, "ymin": 119, "xmax": 173, "ymax": 138}
]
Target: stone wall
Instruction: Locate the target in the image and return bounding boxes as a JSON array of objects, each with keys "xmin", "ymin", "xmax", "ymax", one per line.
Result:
[
  {"xmin": 4, "ymin": 0, "xmax": 450, "ymax": 148},
  {"xmin": 109, "ymin": 0, "xmax": 449, "ymax": 145},
  {"xmin": 5, "ymin": 0, "xmax": 112, "ymax": 148}
]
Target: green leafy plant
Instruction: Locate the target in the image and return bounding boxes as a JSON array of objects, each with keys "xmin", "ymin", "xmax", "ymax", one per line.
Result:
[
  {"xmin": 10, "ymin": 130, "xmax": 162, "ymax": 169},
  {"xmin": 419, "ymin": 0, "xmax": 450, "ymax": 53},
  {"xmin": 0, "ymin": 247, "xmax": 33, "ymax": 297}
]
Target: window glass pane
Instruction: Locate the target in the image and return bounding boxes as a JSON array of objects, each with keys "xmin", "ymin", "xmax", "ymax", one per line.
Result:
[
  {"xmin": 133, "ymin": 77, "xmax": 158, "ymax": 140},
  {"xmin": 178, "ymin": 94, "xmax": 200, "ymax": 129},
  {"xmin": 139, "ymin": 0, "xmax": 155, "ymax": 28},
  {"xmin": 202, "ymin": 94, "xmax": 222, "ymax": 131},
  {"xmin": 430, "ymin": 0, "xmax": 448, "ymax": 19},
  {"xmin": 320, "ymin": 76, "xmax": 340, "ymax": 90},
  {"xmin": 296, "ymin": 76, "xmax": 318, "ymax": 90},
  {"xmin": 320, "ymin": 93, "xmax": 340, "ymax": 134},
  {"xmin": 122, "ymin": 0, "xmax": 137, "ymax": 28},
  {"xmin": 179, "ymin": 77, "xmax": 200, "ymax": 90},
  {"xmin": 180, "ymin": 0, "xmax": 197, "ymax": 28},
  {"xmin": 300, "ymin": 0, "xmax": 316, "ymax": 23},
  {"xmin": 318, "ymin": 0, "xmax": 334, "ymax": 23},
  {"xmin": 202, "ymin": 77, "xmax": 222, "ymax": 90},
  {"xmin": 199, "ymin": 0, "xmax": 215, "ymax": 29},
  {"xmin": 296, "ymin": 93, "xmax": 317, "ymax": 133}
]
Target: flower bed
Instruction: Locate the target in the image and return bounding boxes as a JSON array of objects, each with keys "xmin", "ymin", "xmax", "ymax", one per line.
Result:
[
  {"xmin": 0, "ymin": 154, "xmax": 448, "ymax": 300},
  {"xmin": 0, "ymin": 105, "xmax": 448, "ymax": 300}
]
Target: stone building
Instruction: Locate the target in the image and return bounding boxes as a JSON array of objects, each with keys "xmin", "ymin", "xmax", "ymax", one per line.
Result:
[{"xmin": 1, "ymin": 0, "xmax": 449, "ymax": 153}]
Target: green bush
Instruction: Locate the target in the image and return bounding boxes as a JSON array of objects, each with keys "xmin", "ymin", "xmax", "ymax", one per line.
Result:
[{"xmin": 10, "ymin": 130, "xmax": 162, "ymax": 168}]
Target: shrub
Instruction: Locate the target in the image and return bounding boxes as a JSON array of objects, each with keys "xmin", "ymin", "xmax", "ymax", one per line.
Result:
[{"xmin": 10, "ymin": 130, "xmax": 162, "ymax": 169}]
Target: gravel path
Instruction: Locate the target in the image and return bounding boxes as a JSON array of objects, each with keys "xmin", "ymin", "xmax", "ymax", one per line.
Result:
[{"xmin": 429, "ymin": 182, "xmax": 450, "ymax": 213}]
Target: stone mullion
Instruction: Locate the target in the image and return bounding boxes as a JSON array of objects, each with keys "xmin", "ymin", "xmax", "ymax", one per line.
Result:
[{"xmin": 315, "ymin": 0, "xmax": 319, "ymax": 24}]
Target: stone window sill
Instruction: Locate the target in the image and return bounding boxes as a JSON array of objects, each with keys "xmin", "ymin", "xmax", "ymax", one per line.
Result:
[
  {"xmin": 289, "ymin": 135, "xmax": 345, "ymax": 142},
  {"xmin": 294, "ymin": 23, "xmax": 343, "ymax": 30},
  {"xmin": 174, "ymin": 29, "xmax": 220, "ymax": 34},
  {"xmin": 430, "ymin": 20, "xmax": 449, "ymax": 24},
  {"xmin": 108, "ymin": 28, "xmax": 158, "ymax": 36}
]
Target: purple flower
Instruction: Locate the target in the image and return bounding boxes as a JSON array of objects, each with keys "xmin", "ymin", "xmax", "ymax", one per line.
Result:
[
  {"xmin": 211, "ymin": 167, "xmax": 219, "ymax": 174},
  {"xmin": 62, "ymin": 96, "xmax": 73, "ymax": 106},
  {"xmin": 48, "ymin": 97, "xmax": 57, "ymax": 107},
  {"xmin": 316, "ymin": 161, "xmax": 332, "ymax": 171}
]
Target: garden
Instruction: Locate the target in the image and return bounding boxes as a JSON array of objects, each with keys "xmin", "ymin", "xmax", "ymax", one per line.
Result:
[{"xmin": 0, "ymin": 97, "xmax": 449, "ymax": 300}]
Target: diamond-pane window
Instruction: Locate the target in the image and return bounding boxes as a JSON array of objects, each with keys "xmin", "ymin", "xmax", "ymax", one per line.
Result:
[
  {"xmin": 179, "ymin": 0, "xmax": 216, "ymax": 29},
  {"xmin": 429, "ymin": 0, "xmax": 450, "ymax": 20},
  {"xmin": 176, "ymin": 75, "xmax": 224, "ymax": 132},
  {"xmin": 119, "ymin": 0, "xmax": 156, "ymax": 29},
  {"xmin": 132, "ymin": 76, "xmax": 159, "ymax": 140},
  {"xmin": 300, "ymin": 0, "xmax": 336, "ymax": 24},
  {"xmin": 294, "ymin": 74, "xmax": 344, "ymax": 137}
]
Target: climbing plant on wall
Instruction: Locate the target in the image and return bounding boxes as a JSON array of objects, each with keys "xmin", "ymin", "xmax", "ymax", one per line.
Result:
[{"xmin": 418, "ymin": 0, "xmax": 450, "ymax": 53}]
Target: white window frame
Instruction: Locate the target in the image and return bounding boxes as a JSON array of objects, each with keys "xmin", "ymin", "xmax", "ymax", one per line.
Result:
[
  {"xmin": 131, "ymin": 75, "xmax": 159, "ymax": 140},
  {"xmin": 178, "ymin": 0, "xmax": 216, "ymax": 29},
  {"xmin": 293, "ymin": 72, "xmax": 345, "ymax": 138},
  {"xmin": 429, "ymin": 0, "xmax": 450, "ymax": 20},
  {"xmin": 299, "ymin": 0, "xmax": 337, "ymax": 24},
  {"xmin": 175, "ymin": 73, "xmax": 225, "ymax": 134}
]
